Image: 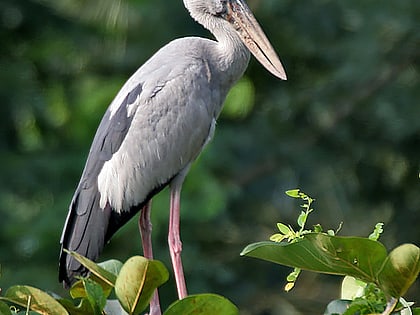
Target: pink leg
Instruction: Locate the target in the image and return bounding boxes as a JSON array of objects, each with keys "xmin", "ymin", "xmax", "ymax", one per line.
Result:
[
  {"xmin": 168, "ymin": 178, "xmax": 188, "ymax": 299},
  {"xmin": 139, "ymin": 200, "xmax": 161, "ymax": 315}
]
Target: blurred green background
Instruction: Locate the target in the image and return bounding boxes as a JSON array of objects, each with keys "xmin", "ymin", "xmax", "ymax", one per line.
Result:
[{"xmin": 0, "ymin": 0, "xmax": 419, "ymax": 313}]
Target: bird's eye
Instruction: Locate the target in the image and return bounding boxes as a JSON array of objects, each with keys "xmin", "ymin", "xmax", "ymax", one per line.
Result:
[{"xmin": 214, "ymin": 0, "xmax": 228, "ymax": 17}]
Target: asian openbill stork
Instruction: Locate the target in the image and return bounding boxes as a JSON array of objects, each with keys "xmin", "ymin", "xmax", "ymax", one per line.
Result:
[{"xmin": 59, "ymin": 0, "xmax": 286, "ymax": 313}]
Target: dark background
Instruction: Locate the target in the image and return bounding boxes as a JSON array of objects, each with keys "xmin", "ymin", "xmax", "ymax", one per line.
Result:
[{"xmin": 0, "ymin": 0, "xmax": 419, "ymax": 314}]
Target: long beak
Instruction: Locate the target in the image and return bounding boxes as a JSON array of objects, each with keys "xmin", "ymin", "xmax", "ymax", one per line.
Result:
[{"xmin": 226, "ymin": 0, "xmax": 287, "ymax": 80}]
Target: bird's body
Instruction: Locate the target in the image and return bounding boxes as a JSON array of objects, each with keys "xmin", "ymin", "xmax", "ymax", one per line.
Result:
[
  {"xmin": 60, "ymin": 0, "xmax": 286, "ymax": 312},
  {"xmin": 59, "ymin": 35, "xmax": 250, "ymax": 284}
]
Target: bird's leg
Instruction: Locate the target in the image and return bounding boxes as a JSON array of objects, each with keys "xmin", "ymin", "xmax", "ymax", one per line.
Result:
[
  {"xmin": 139, "ymin": 200, "xmax": 161, "ymax": 315},
  {"xmin": 169, "ymin": 175, "xmax": 188, "ymax": 299},
  {"xmin": 139, "ymin": 200, "xmax": 155, "ymax": 258}
]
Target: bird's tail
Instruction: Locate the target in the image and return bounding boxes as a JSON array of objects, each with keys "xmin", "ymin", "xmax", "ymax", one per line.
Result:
[
  {"xmin": 58, "ymin": 186, "xmax": 140, "ymax": 287},
  {"xmin": 58, "ymin": 186, "xmax": 110, "ymax": 287}
]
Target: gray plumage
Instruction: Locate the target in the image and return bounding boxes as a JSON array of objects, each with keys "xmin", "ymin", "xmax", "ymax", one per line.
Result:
[{"xmin": 59, "ymin": 0, "xmax": 286, "ymax": 288}]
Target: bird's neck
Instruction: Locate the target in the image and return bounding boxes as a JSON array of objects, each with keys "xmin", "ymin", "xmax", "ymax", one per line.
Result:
[
  {"xmin": 216, "ymin": 29, "xmax": 250, "ymax": 72},
  {"xmin": 212, "ymin": 25, "xmax": 251, "ymax": 89},
  {"xmin": 191, "ymin": 10, "xmax": 250, "ymax": 87}
]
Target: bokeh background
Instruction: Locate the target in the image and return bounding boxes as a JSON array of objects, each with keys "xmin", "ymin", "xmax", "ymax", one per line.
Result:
[{"xmin": 0, "ymin": 0, "xmax": 419, "ymax": 314}]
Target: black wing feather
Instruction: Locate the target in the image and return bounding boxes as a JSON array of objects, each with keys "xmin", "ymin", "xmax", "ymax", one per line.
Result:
[{"xmin": 59, "ymin": 83, "xmax": 147, "ymax": 286}]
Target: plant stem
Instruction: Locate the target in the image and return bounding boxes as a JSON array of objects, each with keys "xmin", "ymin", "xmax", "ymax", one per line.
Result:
[{"xmin": 381, "ymin": 298, "xmax": 397, "ymax": 315}]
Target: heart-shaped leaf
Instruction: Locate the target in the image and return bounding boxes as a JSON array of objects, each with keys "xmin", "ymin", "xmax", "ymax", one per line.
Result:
[{"xmin": 163, "ymin": 294, "xmax": 238, "ymax": 315}]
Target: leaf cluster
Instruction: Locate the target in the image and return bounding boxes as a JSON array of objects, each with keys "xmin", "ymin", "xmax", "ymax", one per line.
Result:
[
  {"xmin": 242, "ymin": 190, "xmax": 420, "ymax": 315},
  {"xmin": 0, "ymin": 253, "xmax": 238, "ymax": 315}
]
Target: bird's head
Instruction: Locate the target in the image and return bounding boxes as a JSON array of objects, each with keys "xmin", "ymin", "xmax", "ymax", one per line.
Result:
[{"xmin": 183, "ymin": 0, "xmax": 287, "ymax": 80}]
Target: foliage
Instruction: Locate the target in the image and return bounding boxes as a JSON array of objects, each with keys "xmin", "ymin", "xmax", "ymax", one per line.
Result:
[
  {"xmin": 163, "ymin": 294, "xmax": 238, "ymax": 315},
  {"xmin": 0, "ymin": 253, "xmax": 238, "ymax": 315},
  {"xmin": 242, "ymin": 190, "xmax": 420, "ymax": 315},
  {"xmin": 0, "ymin": 285, "xmax": 68, "ymax": 314},
  {"xmin": 1, "ymin": 190, "xmax": 417, "ymax": 314}
]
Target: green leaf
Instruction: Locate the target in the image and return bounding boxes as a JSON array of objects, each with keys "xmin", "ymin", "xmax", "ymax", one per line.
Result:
[
  {"xmin": 286, "ymin": 268, "xmax": 300, "ymax": 282},
  {"xmin": 276, "ymin": 222, "xmax": 291, "ymax": 235},
  {"xmin": 342, "ymin": 298, "xmax": 374, "ymax": 315},
  {"xmin": 0, "ymin": 285, "xmax": 69, "ymax": 315},
  {"xmin": 67, "ymin": 252, "xmax": 118, "ymax": 300},
  {"xmin": 269, "ymin": 233, "xmax": 287, "ymax": 242},
  {"xmin": 313, "ymin": 224, "xmax": 323, "ymax": 233},
  {"xmin": 285, "ymin": 189, "xmax": 301, "ymax": 198},
  {"xmin": 98, "ymin": 259, "xmax": 123, "ymax": 277},
  {"xmin": 368, "ymin": 223, "xmax": 384, "ymax": 241},
  {"xmin": 70, "ymin": 276, "xmax": 113, "ymax": 300},
  {"xmin": 70, "ymin": 280, "xmax": 88, "ymax": 299},
  {"xmin": 377, "ymin": 243, "xmax": 420, "ymax": 298},
  {"xmin": 341, "ymin": 276, "xmax": 365, "ymax": 300},
  {"xmin": 243, "ymin": 234, "xmax": 420, "ymax": 300},
  {"xmin": 297, "ymin": 211, "xmax": 307, "ymax": 228},
  {"xmin": 83, "ymin": 278, "xmax": 107, "ymax": 315},
  {"xmin": 241, "ymin": 233, "xmax": 388, "ymax": 283},
  {"xmin": 58, "ymin": 298, "xmax": 94, "ymax": 315},
  {"xmin": 0, "ymin": 301, "xmax": 12, "ymax": 315},
  {"xmin": 66, "ymin": 250, "xmax": 117, "ymax": 287},
  {"xmin": 327, "ymin": 230, "xmax": 336, "ymax": 236},
  {"xmin": 115, "ymin": 256, "xmax": 169, "ymax": 315},
  {"xmin": 163, "ymin": 294, "xmax": 238, "ymax": 315},
  {"xmin": 284, "ymin": 282, "xmax": 295, "ymax": 292}
]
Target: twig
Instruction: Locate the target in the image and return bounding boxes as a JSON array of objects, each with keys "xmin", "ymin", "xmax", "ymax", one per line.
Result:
[{"xmin": 381, "ymin": 297, "xmax": 397, "ymax": 315}]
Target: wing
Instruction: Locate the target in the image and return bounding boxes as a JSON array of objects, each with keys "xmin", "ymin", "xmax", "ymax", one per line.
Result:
[
  {"xmin": 59, "ymin": 38, "xmax": 221, "ymax": 287},
  {"xmin": 59, "ymin": 83, "xmax": 151, "ymax": 286}
]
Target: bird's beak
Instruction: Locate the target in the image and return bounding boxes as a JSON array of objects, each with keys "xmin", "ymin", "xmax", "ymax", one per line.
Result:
[{"xmin": 226, "ymin": 0, "xmax": 287, "ymax": 80}]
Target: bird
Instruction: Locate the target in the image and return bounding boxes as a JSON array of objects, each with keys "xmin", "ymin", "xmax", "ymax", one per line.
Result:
[{"xmin": 59, "ymin": 0, "xmax": 286, "ymax": 313}]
